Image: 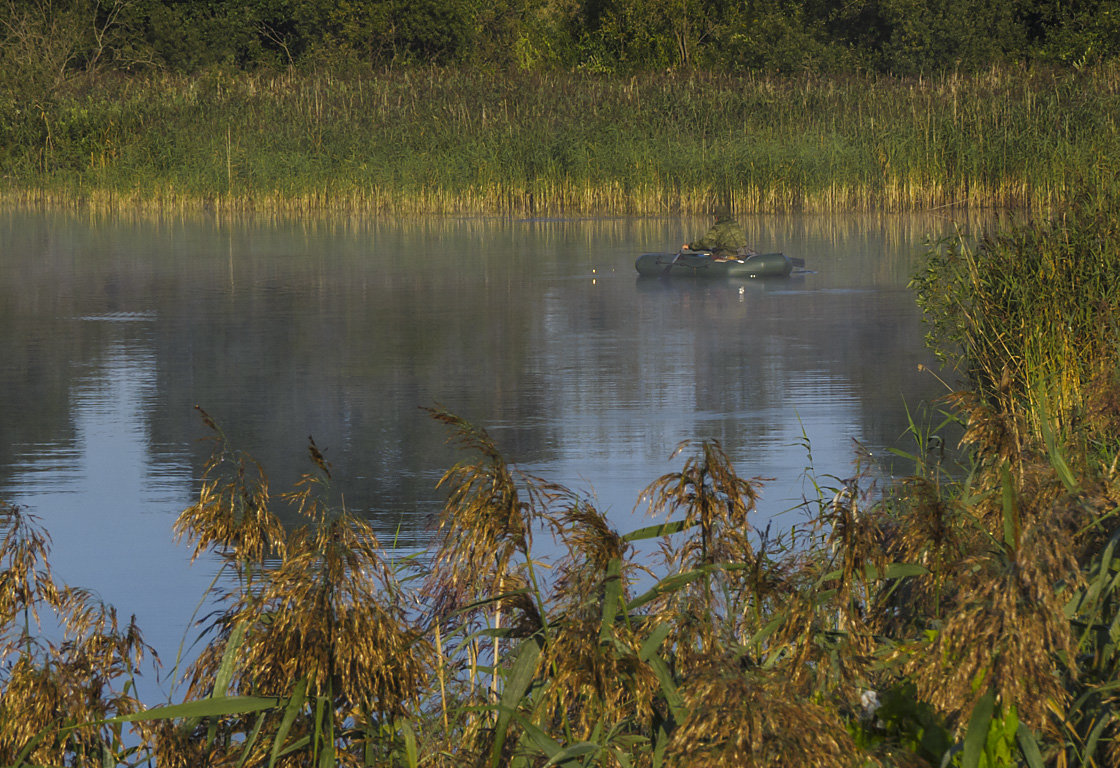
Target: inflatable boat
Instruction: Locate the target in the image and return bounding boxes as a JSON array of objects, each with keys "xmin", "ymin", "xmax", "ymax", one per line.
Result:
[{"xmin": 635, "ymin": 251, "xmax": 796, "ymax": 279}]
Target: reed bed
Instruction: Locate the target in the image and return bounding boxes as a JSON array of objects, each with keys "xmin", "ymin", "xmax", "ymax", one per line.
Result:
[
  {"xmin": 3, "ymin": 66, "xmax": 1119, "ymax": 216},
  {"xmin": 913, "ymin": 193, "xmax": 1120, "ymax": 461}
]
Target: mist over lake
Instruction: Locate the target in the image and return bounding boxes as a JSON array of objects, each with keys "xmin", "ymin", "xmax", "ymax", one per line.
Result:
[{"xmin": 0, "ymin": 208, "xmax": 986, "ymax": 693}]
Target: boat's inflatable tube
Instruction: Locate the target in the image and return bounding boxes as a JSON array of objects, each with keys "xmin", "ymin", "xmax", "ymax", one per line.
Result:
[{"xmin": 635, "ymin": 251, "xmax": 793, "ymax": 278}]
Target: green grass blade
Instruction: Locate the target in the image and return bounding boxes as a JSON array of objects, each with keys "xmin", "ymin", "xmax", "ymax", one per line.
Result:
[
  {"xmin": 313, "ymin": 695, "xmax": 335, "ymax": 768},
  {"xmin": 960, "ymin": 691, "xmax": 995, "ymax": 768},
  {"xmin": 235, "ymin": 711, "xmax": 269, "ymax": 768},
  {"xmin": 1034, "ymin": 380, "xmax": 1079, "ymax": 492},
  {"xmin": 490, "ymin": 635, "xmax": 543, "ymax": 768},
  {"xmin": 639, "ymin": 621, "xmax": 673, "ymax": 662},
  {"xmin": 645, "ymin": 653, "xmax": 686, "ymax": 723},
  {"xmin": 623, "ymin": 519, "xmax": 694, "ymax": 542},
  {"xmin": 214, "ymin": 618, "xmax": 248, "ymax": 696},
  {"xmin": 269, "ymin": 678, "xmax": 308, "ymax": 768},
  {"xmin": 610, "ymin": 744, "xmax": 635, "ymax": 768},
  {"xmin": 208, "ymin": 617, "xmax": 249, "ymax": 744},
  {"xmin": 271, "ymin": 735, "xmax": 312, "ymax": 762},
  {"xmin": 1015, "ymin": 723, "xmax": 1044, "ymax": 768},
  {"xmin": 1083, "ymin": 708, "xmax": 1113, "ymax": 765},
  {"xmin": 542, "ymin": 742, "xmax": 600, "ymax": 767},
  {"xmin": 751, "ymin": 616, "xmax": 786, "ymax": 663},
  {"xmin": 105, "ymin": 695, "xmax": 283, "ymax": 724},
  {"xmin": 652, "ymin": 720, "xmax": 671, "ymax": 768},
  {"xmin": 884, "ymin": 563, "xmax": 929, "ymax": 578},
  {"xmin": 511, "ymin": 712, "xmax": 564, "ymax": 760},
  {"xmin": 600, "ymin": 557, "xmax": 623, "ymax": 644},
  {"xmin": 398, "ymin": 718, "xmax": 419, "ymax": 768},
  {"xmin": 628, "ymin": 567, "xmax": 714, "ymax": 612}
]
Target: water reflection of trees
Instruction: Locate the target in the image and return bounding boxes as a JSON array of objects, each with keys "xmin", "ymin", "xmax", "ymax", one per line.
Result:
[{"xmin": 0, "ymin": 209, "xmax": 983, "ymax": 543}]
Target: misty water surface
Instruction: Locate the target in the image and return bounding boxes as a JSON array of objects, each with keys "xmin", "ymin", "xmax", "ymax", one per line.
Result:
[{"xmin": 0, "ymin": 208, "xmax": 989, "ymax": 697}]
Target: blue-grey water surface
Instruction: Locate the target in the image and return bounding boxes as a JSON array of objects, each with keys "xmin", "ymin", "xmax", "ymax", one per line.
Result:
[{"xmin": 0, "ymin": 208, "xmax": 989, "ymax": 699}]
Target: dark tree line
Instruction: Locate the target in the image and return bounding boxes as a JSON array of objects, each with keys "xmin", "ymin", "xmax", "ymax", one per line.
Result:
[{"xmin": 1, "ymin": 0, "xmax": 1119, "ymax": 85}]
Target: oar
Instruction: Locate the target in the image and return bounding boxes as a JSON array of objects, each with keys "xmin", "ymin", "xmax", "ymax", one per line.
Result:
[{"xmin": 661, "ymin": 246, "xmax": 687, "ymax": 277}]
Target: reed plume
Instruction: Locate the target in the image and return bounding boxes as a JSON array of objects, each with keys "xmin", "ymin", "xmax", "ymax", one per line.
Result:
[{"xmin": 0, "ymin": 504, "xmax": 153, "ymax": 766}]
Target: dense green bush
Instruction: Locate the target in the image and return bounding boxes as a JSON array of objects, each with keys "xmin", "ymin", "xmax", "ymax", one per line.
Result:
[{"xmin": 2, "ymin": 0, "xmax": 1119, "ymax": 82}]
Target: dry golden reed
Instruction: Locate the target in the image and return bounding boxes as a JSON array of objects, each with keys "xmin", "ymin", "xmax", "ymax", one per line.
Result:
[
  {"xmin": 0, "ymin": 505, "xmax": 152, "ymax": 766},
  {"xmin": 667, "ymin": 659, "xmax": 860, "ymax": 768},
  {"xmin": 3, "ymin": 353, "xmax": 1120, "ymax": 766}
]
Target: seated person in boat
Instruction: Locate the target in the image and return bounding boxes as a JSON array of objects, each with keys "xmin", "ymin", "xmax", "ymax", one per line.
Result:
[{"xmin": 684, "ymin": 207, "xmax": 757, "ymax": 260}]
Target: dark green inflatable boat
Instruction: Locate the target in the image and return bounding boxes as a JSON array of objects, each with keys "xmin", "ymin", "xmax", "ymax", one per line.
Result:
[{"xmin": 635, "ymin": 251, "xmax": 795, "ymax": 279}]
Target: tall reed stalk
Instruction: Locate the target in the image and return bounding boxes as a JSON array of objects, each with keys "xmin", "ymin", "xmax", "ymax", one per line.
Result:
[{"xmin": 912, "ymin": 193, "xmax": 1120, "ymax": 461}]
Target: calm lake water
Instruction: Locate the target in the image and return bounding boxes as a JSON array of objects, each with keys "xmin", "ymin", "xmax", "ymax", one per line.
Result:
[{"xmin": 0, "ymin": 208, "xmax": 988, "ymax": 697}]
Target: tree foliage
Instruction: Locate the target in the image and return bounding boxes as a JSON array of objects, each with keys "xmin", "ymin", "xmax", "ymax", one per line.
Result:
[{"xmin": 2, "ymin": 0, "xmax": 1119, "ymax": 83}]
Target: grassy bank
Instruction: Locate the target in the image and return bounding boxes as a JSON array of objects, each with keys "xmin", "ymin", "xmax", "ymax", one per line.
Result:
[{"xmin": 3, "ymin": 66, "xmax": 1120, "ymax": 215}]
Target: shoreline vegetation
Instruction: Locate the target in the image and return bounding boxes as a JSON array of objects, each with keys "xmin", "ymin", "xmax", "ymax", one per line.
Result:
[{"xmin": 2, "ymin": 66, "xmax": 1119, "ymax": 217}]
